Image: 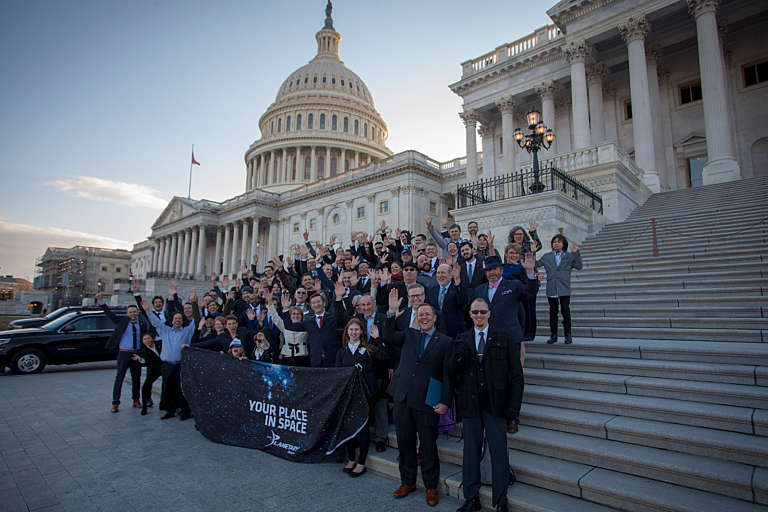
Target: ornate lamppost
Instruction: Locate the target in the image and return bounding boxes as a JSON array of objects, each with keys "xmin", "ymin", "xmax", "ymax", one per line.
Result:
[{"xmin": 513, "ymin": 110, "xmax": 555, "ymax": 193}]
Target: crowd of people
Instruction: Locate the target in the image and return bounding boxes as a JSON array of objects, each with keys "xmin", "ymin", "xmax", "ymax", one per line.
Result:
[{"xmin": 103, "ymin": 214, "xmax": 583, "ymax": 511}]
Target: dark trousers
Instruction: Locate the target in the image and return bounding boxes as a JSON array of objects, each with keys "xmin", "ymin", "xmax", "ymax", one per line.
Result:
[
  {"xmin": 462, "ymin": 411, "xmax": 510, "ymax": 506},
  {"xmin": 522, "ymin": 294, "xmax": 538, "ymax": 341},
  {"xmin": 394, "ymin": 402, "xmax": 440, "ymax": 489},
  {"xmin": 160, "ymin": 362, "xmax": 190, "ymax": 415},
  {"xmin": 112, "ymin": 351, "xmax": 140, "ymax": 405},
  {"xmin": 344, "ymin": 420, "xmax": 371, "ymax": 465},
  {"xmin": 547, "ymin": 296, "xmax": 571, "ymax": 338},
  {"xmin": 372, "ymin": 378, "xmax": 390, "ymax": 443},
  {"xmin": 141, "ymin": 360, "xmax": 162, "ymax": 405}
]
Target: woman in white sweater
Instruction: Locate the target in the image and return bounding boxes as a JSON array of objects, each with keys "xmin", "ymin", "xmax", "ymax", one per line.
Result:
[{"xmin": 268, "ymin": 301, "xmax": 310, "ymax": 367}]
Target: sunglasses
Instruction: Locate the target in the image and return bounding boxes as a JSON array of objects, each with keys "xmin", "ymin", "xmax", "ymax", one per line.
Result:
[
  {"xmin": 296, "ymin": 290, "xmax": 307, "ymax": 294},
  {"xmin": 470, "ymin": 310, "xmax": 490, "ymax": 315}
]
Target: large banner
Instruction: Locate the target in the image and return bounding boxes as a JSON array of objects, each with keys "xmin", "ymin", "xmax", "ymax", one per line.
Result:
[{"xmin": 181, "ymin": 347, "xmax": 369, "ymax": 462}]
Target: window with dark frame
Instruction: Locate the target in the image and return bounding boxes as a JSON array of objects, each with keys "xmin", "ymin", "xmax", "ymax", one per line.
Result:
[
  {"xmin": 743, "ymin": 59, "xmax": 768, "ymax": 87},
  {"xmin": 679, "ymin": 81, "xmax": 703, "ymax": 105}
]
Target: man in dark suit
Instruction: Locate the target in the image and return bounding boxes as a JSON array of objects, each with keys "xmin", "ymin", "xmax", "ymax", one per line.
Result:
[
  {"xmin": 354, "ymin": 294, "xmax": 390, "ymax": 452},
  {"xmin": 425, "ymin": 263, "xmax": 467, "ymax": 339},
  {"xmin": 473, "ymin": 255, "xmax": 537, "ymax": 343},
  {"xmin": 459, "ymin": 241, "xmax": 486, "ymax": 298},
  {"xmin": 447, "ymin": 298, "xmax": 524, "ymax": 512},
  {"xmin": 99, "ymin": 292, "xmax": 149, "ymax": 413},
  {"xmin": 386, "ymin": 303, "xmax": 452, "ymax": 507},
  {"xmin": 282, "ymin": 285, "xmax": 348, "ymax": 367},
  {"xmin": 354, "ymin": 261, "xmax": 372, "ymax": 294}
]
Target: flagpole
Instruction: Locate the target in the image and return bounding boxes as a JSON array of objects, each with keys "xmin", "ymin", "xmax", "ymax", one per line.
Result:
[{"xmin": 188, "ymin": 144, "xmax": 194, "ymax": 199}]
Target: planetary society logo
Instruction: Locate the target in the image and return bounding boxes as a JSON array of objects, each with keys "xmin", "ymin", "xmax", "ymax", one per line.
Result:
[{"xmin": 263, "ymin": 428, "xmax": 300, "ymax": 453}]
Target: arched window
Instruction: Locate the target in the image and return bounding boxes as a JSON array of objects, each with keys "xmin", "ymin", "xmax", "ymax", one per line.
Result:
[
  {"xmin": 320, "ymin": 114, "xmax": 326, "ymax": 129},
  {"xmin": 304, "ymin": 157, "xmax": 311, "ymax": 180},
  {"xmin": 317, "ymin": 156, "xmax": 325, "ymax": 178},
  {"xmin": 333, "ymin": 213, "xmax": 340, "ymax": 224},
  {"xmin": 308, "ymin": 113, "xmax": 314, "ymax": 129},
  {"xmin": 371, "ymin": 126, "xmax": 375, "ymax": 140},
  {"xmin": 354, "ymin": 119, "xmax": 359, "ymax": 135},
  {"xmin": 364, "ymin": 123, "xmax": 367, "ymax": 137},
  {"xmin": 292, "ymin": 153, "xmax": 298, "ymax": 180},
  {"xmin": 277, "ymin": 118, "xmax": 282, "ymax": 133},
  {"xmin": 332, "ymin": 115, "xmax": 337, "ymax": 131},
  {"xmin": 286, "ymin": 116, "xmax": 291, "ymax": 131},
  {"xmin": 343, "ymin": 117, "xmax": 349, "ymax": 132},
  {"xmin": 297, "ymin": 114, "xmax": 302, "ymax": 130},
  {"xmin": 330, "ymin": 157, "xmax": 337, "ymax": 177}
]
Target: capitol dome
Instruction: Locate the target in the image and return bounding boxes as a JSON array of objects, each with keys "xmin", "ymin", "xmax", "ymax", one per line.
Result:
[{"xmin": 244, "ymin": 2, "xmax": 392, "ymax": 193}]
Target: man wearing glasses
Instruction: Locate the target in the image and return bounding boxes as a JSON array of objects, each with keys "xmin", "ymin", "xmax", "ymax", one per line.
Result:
[{"xmin": 445, "ymin": 297, "xmax": 524, "ymax": 512}]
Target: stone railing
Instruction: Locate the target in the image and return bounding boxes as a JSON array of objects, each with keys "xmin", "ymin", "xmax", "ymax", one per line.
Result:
[
  {"xmin": 519, "ymin": 142, "xmax": 644, "ymax": 179},
  {"xmin": 461, "ymin": 24, "xmax": 563, "ymax": 78}
]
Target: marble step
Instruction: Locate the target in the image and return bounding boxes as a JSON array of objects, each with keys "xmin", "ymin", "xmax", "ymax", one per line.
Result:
[
  {"xmin": 533, "ymin": 295, "xmax": 768, "ymax": 309},
  {"xmin": 525, "ymin": 353, "xmax": 759, "ymax": 385},
  {"xmin": 524, "ymin": 368, "xmax": 768, "ymax": 408},
  {"xmin": 534, "ymin": 316, "xmax": 768, "ymax": 331},
  {"xmin": 523, "ymin": 384, "xmax": 756, "ymax": 434},
  {"xmin": 536, "ymin": 325, "xmax": 764, "ymax": 342},
  {"xmin": 532, "ymin": 305, "xmax": 765, "ymax": 319},
  {"xmin": 571, "ymin": 268, "xmax": 765, "ymax": 283}
]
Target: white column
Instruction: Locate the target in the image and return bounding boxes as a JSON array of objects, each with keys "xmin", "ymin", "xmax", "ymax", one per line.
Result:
[
  {"xmin": 295, "ymin": 146, "xmax": 302, "ymax": 180},
  {"xmin": 688, "ymin": 0, "xmax": 741, "ymax": 183},
  {"xmin": 258, "ymin": 154, "xmax": 265, "ymax": 187},
  {"xmin": 240, "ymin": 219, "xmax": 249, "ymax": 273},
  {"xmin": 281, "ymin": 148, "xmax": 287, "ymax": 183},
  {"xmin": 460, "ymin": 110, "xmax": 478, "ymax": 182},
  {"xmin": 151, "ymin": 241, "xmax": 159, "ymax": 273},
  {"xmin": 250, "ymin": 218, "xmax": 259, "ymax": 262},
  {"xmin": 497, "ymin": 98, "xmax": 516, "ymax": 176},
  {"xmin": 657, "ymin": 71, "xmax": 678, "ymax": 189},
  {"xmin": 340, "ymin": 148, "xmax": 346, "ymax": 173},
  {"xmin": 160, "ymin": 237, "xmax": 169, "ymax": 273},
  {"xmin": 246, "ymin": 160, "xmax": 252, "ymax": 190},
  {"xmin": 268, "ymin": 221, "xmax": 278, "ymax": 261},
  {"xmin": 310, "ymin": 146, "xmax": 317, "ymax": 181},
  {"xmin": 646, "ymin": 48, "xmax": 667, "ymax": 186},
  {"xmin": 325, "ymin": 147, "xmax": 331, "ymax": 177},
  {"xmin": 231, "ymin": 222, "xmax": 240, "ymax": 275},
  {"xmin": 479, "ymin": 123, "xmax": 495, "ymax": 178},
  {"xmin": 196, "ymin": 225, "xmax": 206, "ymax": 278},
  {"xmin": 537, "ymin": 81, "xmax": 558, "ymax": 153},
  {"xmin": 222, "ymin": 224, "xmax": 232, "ymax": 277},
  {"xmin": 179, "ymin": 229, "xmax": 189, "ymax": 275},
  {"xmin": 169, "ymin": 233, "xmax": 178, "ymax": 276},
  {"xmin": 563, "ymin": 40, "xmax": 592, "ymax": 149},
  {"xmin": 603, "ymin": 87, "xmax": 619, "ymax": 142},
  {"xmin": 188, "ymin": 227, "xmax": 198, "ymax": 276},
  {"xmin": 214, "ymin": 228, "xmax": 222, "ymax": 276},
  {"xmin": 587, "ymin": 62, "xmax": 607, "ymax": 144},
  {"xmin": 619, "ymin": 16, "xmax": 660, "ymax": 192}
]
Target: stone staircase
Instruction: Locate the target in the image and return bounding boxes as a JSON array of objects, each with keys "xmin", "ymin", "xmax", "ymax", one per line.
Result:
[{"xmin": 367, "ymin": 177, "xmax": 768, "ymax": 511}]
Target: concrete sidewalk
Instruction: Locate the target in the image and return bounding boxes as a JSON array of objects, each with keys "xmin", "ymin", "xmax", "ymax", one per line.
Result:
[{"xmin": 0, "ymin": 365, "xmax": 459, "ymax": 511}]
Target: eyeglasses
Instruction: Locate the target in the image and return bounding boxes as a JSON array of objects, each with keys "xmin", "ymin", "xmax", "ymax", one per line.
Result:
[
  {"xmin": 403, "ymin": 268, "xmax": 417, "ymax": 272},
  {"xmin": 295, "ymin": 290, "xmax": 307, "ymax": 294},
  {"xmin": 408, "ymin": 294, "xmax": 424, "ymax": 299},
  {"xmin": 470, "ymin": 310, "xmax": 490, "ymax": 315}
]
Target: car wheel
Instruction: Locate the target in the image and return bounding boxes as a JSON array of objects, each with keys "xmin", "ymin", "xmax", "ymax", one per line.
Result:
[{"xmin": 10, "ymin": 349, "xmax": 46, "ymax": 374}]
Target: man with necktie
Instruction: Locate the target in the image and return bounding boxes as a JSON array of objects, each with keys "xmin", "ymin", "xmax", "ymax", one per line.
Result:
[
  {"xmin": 446, "ymin": 297, "xmax": 524, "ymax": 512},
  {"xmin": 387, "ymin": 303, "xmax": 452, "ymax": 507},
  {"xmin": 99, "ymin": 292, "xmax": 148, "ymax": 413}
]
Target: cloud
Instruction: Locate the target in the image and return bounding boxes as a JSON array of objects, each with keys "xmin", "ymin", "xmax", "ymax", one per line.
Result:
[
  {"xmin": 0, "ymin": 220, "xmax": 134, "ymax": 280},
  {"xmin": 44, "ymin": 176, "xmax": 168, "ymax": 209}
]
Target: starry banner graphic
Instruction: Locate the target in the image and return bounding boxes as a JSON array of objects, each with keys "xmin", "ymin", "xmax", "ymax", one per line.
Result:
[{"xmin": 181, "ymin": 347, "xmax": 369, "ymax": 462}]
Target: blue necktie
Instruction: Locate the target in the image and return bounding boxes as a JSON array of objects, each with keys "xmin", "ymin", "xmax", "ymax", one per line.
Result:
[
  {"xmin": 418, "ymin": 332, "xmax": 428, "ymax": 357},
  {"xmin": 438, "ymin": 286, "xmax": 447, "ymax": 311},
  {"xmin": 467, "ymin": 262, "xmax": 473, "ymax": 282}
]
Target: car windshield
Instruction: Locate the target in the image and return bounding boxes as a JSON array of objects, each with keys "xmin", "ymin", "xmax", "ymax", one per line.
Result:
[
  {"xmin": 41, "ymin": 312, "xmax": 80, "ymax": 330},
  {"xmin": 43, "ymin": 307, "xmax": 70, "ymax": 320}
]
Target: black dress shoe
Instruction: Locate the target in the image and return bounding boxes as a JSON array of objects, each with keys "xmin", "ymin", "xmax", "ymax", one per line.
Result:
[
  {"xmin": 343, "ymin": 463, "xmax": 355, "ymax": 474},
  {"xmin": 564, "ymin": 337, "xmax": 573, "ymax": 344},
  {"xmin": 375, "ymin": 441, "xmax": 386, "ymax": 452},
  {"xmin": 147, "ymin": 399, "xmax": 154, "ymax": 408},
  {"xmin": 456, "ymin": 496, "xmax": 481, "ymax": 511},
  {"xmin": 140, "ymin": 406, "xmax": 148, "ymax": 416},
  {"xmin": 496, "ymin": 501, "xmax": 509, "ymax": 512},
  {"xmin": 349, "ymin": 467, "xmax": 366, "ymax": 478},
  {"xmin": 161, "ymin": 412, "xmax": 175, "ymax": 420},
  {"xmin": 546, "ymin": 337, "xmax": 557, "ymax": 344},
  {"xmin": 509, "ymin": 468, "xmax": 517, "ymax": 484}
]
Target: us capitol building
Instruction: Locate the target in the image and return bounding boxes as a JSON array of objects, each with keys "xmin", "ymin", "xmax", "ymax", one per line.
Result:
[{"xmin": 130, "ymin": 0, "xmax": 767, "ymax": 292}]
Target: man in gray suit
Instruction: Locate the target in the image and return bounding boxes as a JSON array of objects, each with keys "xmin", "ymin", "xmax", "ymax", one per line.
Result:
[{"xmin": 535, "ymin": 235, "xmax": 582, "ymax": 344}]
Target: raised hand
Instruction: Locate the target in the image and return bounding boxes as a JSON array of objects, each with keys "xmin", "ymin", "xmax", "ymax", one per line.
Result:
[
  {"xmin": 253, "ymin": 254, "xmax": 259, "ymax": 265},
  {"xmin": 303, "ymin": 231, "xmax": 309, "ymax": 241},
  {"xmin": 441, "ymin": 213, "xmax": 449, "ymax": 229},
  {"xmin": 424, "ymin": 212, "xmax": 433, "ymax": 228},
  {"xmin": 388, "ymin": 288, "xmax": 402, "ymax": 313},
  {"xmin": 531, "ymin": 240, "xmax": 540, "ymax": 252},
  {"xmin": 211, "ymin": 272, "xmax": 218, "ymax": 283},
  {"xmin": 245, "ymin": 308, "xmax": 256, "ymax": 321},
  {"xmin": 313, "ymin": 278, "xmax": 322, "ymax": 291},
  {"xmin": 529, "ymin": 220, "xmax": 538, "ymax": 232},
  {"xmin": 189, "ymin": 289, "xmax": 198, "ymax": 303},
  {"xmin": 140, "ymin": 299, "xmax": 150, "ymax": 312},
  {"xmin": 132, "ymin": 281, "xmax": 140, "ymax": 294},
  {"xmin": 349, "ymin": 272, "xmax": 359, "ymax": 287},
  {"xmin": 334, "ymin": 280, "xmax": 347, "ymax": 299},
  {"xmin": 522, "ymin": 252, "xmax": 536, "ymax": 273},
  {"xmin": 222, "ymin": 275, "xmax": 230, "ymax": 288},
  {"xmin": 369, "ymin": 324, "xmax": 380, "ymax": 339},
  {"xmin": 257, "ymin": 308, "xmax": 267, "ymax": 324},
  {"xmin": 234, "ymin": 277, "xmax": 242, "ymax": 289},
  {"xmin": 570, "ymin": 240, "xmax": 579, "ymax": 252},
  {"xmin": 280, "ymin": 293, "xmax": 292, "ymax": 310},
  {"xmin": 351, "ymin": 255, "xmax": 360, "ymax": 268},
  {"xmin": 380, "ymin": 220, "xmax": 387, "ymax": 232},
  {"xmin": 451, "ymin": 262, "xmax": 461, "ymax": 283},
  {"xmin": 487, "ymin": 230, "xmax": 495, "ymax": 246},
  {"xmin": 198, "ymin": 317, "xmax": 207, "ymax": 329},
  {"xmin": 329, "ymin": 235, "xmax": 337, "ymax": 246},
  {"xmin": 380, "ymin": 268, "xmax": 391, "ymax": 284},
  {"xmin": 169, "ymin": 279, "xmax": 178, "ymax": 296}
]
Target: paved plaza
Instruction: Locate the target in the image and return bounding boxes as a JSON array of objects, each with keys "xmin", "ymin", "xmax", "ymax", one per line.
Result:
[{"xmin": 0, "ymin": 364, "xmax": 458, "ymax": 512}]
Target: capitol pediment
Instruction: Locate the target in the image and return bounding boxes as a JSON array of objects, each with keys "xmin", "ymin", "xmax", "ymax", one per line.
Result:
[{"xmin": 152, "ymin": 197, "xmax": 206, "ymax": 229}]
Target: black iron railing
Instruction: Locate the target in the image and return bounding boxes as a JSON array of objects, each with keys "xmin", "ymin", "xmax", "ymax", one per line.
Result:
[{"xmin": 456, "ymin": 165, "xmax": 603, "ymax": 214}]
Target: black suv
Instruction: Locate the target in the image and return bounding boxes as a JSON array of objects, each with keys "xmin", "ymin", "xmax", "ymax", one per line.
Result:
[
  {"xmin": 8, "ymin": 306, "xmax": 106, "ymax": 330},
  {"xmin": 0, "ymin": 309, "xmax": 126, "ymax": 374}
]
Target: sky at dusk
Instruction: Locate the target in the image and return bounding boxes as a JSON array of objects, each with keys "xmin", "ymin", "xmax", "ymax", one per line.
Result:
[{"xmin": 0, "ymin": 0, "xmax": 551, "ymax": 280}]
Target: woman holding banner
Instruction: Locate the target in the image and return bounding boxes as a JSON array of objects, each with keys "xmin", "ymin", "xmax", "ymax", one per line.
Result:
[{"xmin": 336, "ymin": 318, "xmax": 385, "ymax": 478}]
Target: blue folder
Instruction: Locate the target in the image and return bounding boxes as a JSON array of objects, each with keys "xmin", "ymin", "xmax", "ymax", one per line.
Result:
[{"xmin": 425, "ymin": 377, "xmax": 443, "ymax": 407}]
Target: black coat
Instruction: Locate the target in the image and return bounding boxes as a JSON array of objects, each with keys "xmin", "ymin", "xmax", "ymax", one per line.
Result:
[
  {"xmin": 335, "ymin": 341, "xmax": 385, "ymax": 397},
  {"xmin": 353, "ymin": 312, "xmax": 389, "ymax": 379},
  {"xmin": 446, "ymin": 328, "xmax": 523, "ymax": 420},
  {"xmin": 460, "ymin": 256, "xmax": 487, "ymax": 298},
  {"xmin": 282, "ymin": 303, "xmax": 347, "ymax": 366},
  {"xmin": 387, "ymin": 325, "xmax": 452, "ymax": 412},
  {"xmin": 473, "ymin": 278, "xmax": 537, "ymax": 342},
  {"xmin": 425, "ymin": 282, "xmax": 468, "ymax": 339}
]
